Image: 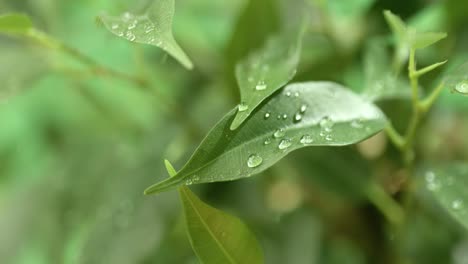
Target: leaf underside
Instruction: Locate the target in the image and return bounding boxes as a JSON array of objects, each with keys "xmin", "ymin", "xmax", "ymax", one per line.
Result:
[{"xmin": 145, "ymin": 81, "xmax": 387, "ymax": 194}]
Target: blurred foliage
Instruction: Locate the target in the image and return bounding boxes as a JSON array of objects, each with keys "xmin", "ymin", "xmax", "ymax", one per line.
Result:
[{"xmin": 0, "ymin": 0, "xmax": 468, "ymax": 263}]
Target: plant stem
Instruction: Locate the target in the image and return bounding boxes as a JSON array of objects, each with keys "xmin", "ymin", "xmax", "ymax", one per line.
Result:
[
  {"xmin": 366, "ymin": 184, "xmax": 404, "ymax": 225},
  {"xmin": 25, "ymin": 29, "xmax": 203, "ymax": 139}
]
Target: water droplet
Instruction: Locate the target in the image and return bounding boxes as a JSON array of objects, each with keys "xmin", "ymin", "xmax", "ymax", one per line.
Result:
[
  {"xmin": 452, "ymin": 199, "xmax": 463, "ymax": 210},
  {"xmin": 186, "ymin": 179, "xmax": 193, "ymax": 185},
  {"xmin": 128, "ymin": 20, "xmax": 137, "ymax": 30},
  {"xmin": 282, "ymin": 114, "xmax": 288, "ymax": 120},
  {"xmin": 278, "ymin": 138, "xmax": 292, "ymax": 150},
  {"xmin": 125, "ymin": 31, "xmax": 136, "ymax": 41},
  {"xmin": 319, "ymin": 116, "xmax": 334, "ymax": 132},
  {"xmin": 351, "ymin": 119, "xmax": 364, "ymax": 129},
  {"xmin": 192, "ymin": 175, "xmax": 200, "ymax": 182},
  {"xmin": 117, "ymin": 31, "xmax": 124, "ymax": 37},
  {"xmin": 277, "ymin": 115, "xmax": 282, "ymax": 120},
  {"xmin": 264, "ymin": 112, "xmax": 271, "ymax": 119},
  {"xmin": 455, "ymin": 81, "xmax": 468, "ymax": 94},
  {"xmin": 264, "ymin": 138, "xmax": 272, "ymax": 145},
  {"xmin": 294, "ymin": 92, "xmax": 300, "ymax": 97},
  {"xmin": 294, "ymin": 113, "xmax": 302, "ymax": 122},
  {"xmin": 325, "ymin": 135, "xmax": 333, "ymax": 141},
  {"xmin": 274, "ymin": 128, "xmax": 285, "ymax": 138},
  {"xmin": 122, "ymin": 12, "xmax": 133, "ymax": 21},
  {"xmin": 300, "ymin": 135, "xmax": 313, "ymax": 144},
  {"xmin": 238, "ymin": 103, "xmax": 249, "ymax": 112},
  {"xmin": 285, "ymin": 91, "xmax": 291, "ymax": 97},
  {"xmin": 300, "ymin": 104, "xmax": 307, "ymax": 113},
  {"xmin": 255, "ymin": 81, "xmax": 267, "ymax": 90},
  {"xmin": 111, "ymin": 23, "xmax": 119, "ymax": 30},
  {"xmin": 425, "ymin": 171, "xmax": 435, "ymax": 182},
  {"xmin": 144, "ymin": 24, "xmax": 155, "ymax": 33},
  {"xmin": 247, "ymin": 154, "xmax": 263, "ymax": 168}
]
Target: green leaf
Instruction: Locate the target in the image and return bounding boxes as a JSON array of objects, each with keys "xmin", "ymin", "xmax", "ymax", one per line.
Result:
[
  {"xmin": 408, "ymin": 30, "xmax": 447, "ymax": 50},
  {"xmin": 145, "ymin": 81, "xmax": 387, "ymax": 194},
  {"xmin": 230, "ymin": 23, "xmax": 305, "ymax": 130},
  {"xmin": 99, "ymin": 0, "xmax": 193, "ymax": 69},
  {"xmin": 164, "ymin": 161, "xmax": 264, "ymax": 264},
  {"xmin": 327, "ymin": 0, "xmax": 375, "ymax": 19},
  {"xmin": 0, "ymin": 13, "xmax": 33, "ymax": 34},
  {"xmin": 361, "ymin": 38, "xmax": 410, "ymax": 101},
  {"xmin": 420, "ymin": 163, "xmax": 468, "ymax": 230},
  {"xmin": 443, "ymin": 61, "xmax": 468, "ymax": 95},
  {"xmin": 383, "ymin": 10, "xmax": 446, "ymax": 51},
  {"xmin": 383, "ymin": 10, "xmax": 407, "ymax": 41}
]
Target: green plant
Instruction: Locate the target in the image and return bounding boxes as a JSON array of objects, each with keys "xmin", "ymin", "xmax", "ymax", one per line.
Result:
[{"xmin": 1, "ymin": 0, "xmax": 468, "ymax": 263}]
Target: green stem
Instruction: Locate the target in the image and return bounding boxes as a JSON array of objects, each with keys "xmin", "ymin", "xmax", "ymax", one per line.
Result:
[
  {"xmin": 366, "ymin": 184, "xmax": 404, "ymax": 225},
  {"xmin": 420, "ymin": 81, "xmax": 445, "ymax": 113},
  {"xmin": 25, "ymin": 29, "xmax": 202, "ymax": 139},
  {"xmin": 385, "ymin": 123, "xmax": 405, "ymax": 150}
]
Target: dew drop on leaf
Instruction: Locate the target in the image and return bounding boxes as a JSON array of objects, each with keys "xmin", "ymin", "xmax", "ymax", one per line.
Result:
[
  {"xmin": 278, "ymin": 138, "xmax": 292, "ymax": 150},
  {"xmin": 264, "ymin": 138, "xmax": 272, "ymax": 145},
  {"xmin": 282, "ymin": 114, "xmax": 288, "ymax": 120},
  {"xmin": 238, "ymin": 103, "xmax": 249, "ymax": 112},
  {"xmin": 294, "ymin": 113, "xmax": 302, "ymax": 122},
  {"xmin": 285, "ymin": 91, "xmax": 291, "ymax": 97},
  {"xmin": 319, "ymin": 116, "xmax": 334, "ymax": 132},
  {"xmin": 299, "ymin": 104, "xmax": 307, "ymax": 113},
  {"xmin": 111, "ymin": 23, "xmax": 119, "ymax": 30},
  {"xmin": 452, "ymin": 199, "xmax": 463, "ymax": 210},
  {"xmin": 247, "ymin": 154, "xmax": 263, "ymax": 168},
  {"xmin": 454, "ymin": 81, "xmax": 468, "ymax": 94},
  {"xmin": 255, "ymin": 81, "xmax": 267, "ymax": 90},
  {"xmin": 351, "ymin": 119, "xmax": 364, "ymax": 129},
  {"xmin": 126, "ymin": 31, "xmax": 136, "ymax": 41},
  {"xmin": 300, "ymin": 135, "xmax": 313, "ymax": 144},
  {"xmin": 273, "ymin": 128, "xmax": 285, "ymax": 138},
  {"xmin": 294, "ymin": 92, "xmax": 300, "ymax": 97},
  {"xmin": 264, "ymin": 112, "xmax": 271, "ymax": 119}
]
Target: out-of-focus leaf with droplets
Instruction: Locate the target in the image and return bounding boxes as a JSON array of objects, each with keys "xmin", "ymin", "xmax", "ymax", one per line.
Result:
[
  {"xmin": 420, "ymin": 163, "xmax": 468, "ymax": 230},
  {"xmin": 443, "ymin": 61, "xmax": 468, "ymax": 96},
  {"xmin": 0, "ymin": 13, "xmax": 32, "ymax": 34},
  {"xmin": 230, "ymin": 21, "xmax": 306, "ymax": 130},
  {"xmin": 99, "ymin": 0, "xmax": 193, "ymax": 69},
  {"xmin": 145, "ymin": 82, "xmax": 386, "ymax": 194}
]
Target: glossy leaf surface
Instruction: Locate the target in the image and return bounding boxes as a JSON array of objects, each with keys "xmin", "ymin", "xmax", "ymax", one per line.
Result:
[
  {"xmin": 164, "ymin": 161, "xmax": 264, "ymax": 264},
  {"xmin": 99, "ymin": 0, "xmax": 193, "ymax": 69},
  {"xmin": 230, "ymin": 24, "xmax": 305, "ymax": 130},
  {"xmin": 145, "ymin": 82, "xmax": 387, "ymax": 194}
]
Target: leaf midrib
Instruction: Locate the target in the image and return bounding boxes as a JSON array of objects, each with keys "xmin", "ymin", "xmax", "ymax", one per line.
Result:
[{"xmin": 181, "ymin": 187, "xmax": 237, "ymax": 264}]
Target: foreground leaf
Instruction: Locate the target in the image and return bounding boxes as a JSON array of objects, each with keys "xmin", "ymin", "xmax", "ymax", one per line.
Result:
[
  {"xmin": 145, "ymin": 81, "xmax": 387, "ymax": 194},
  {"xmin": 0, "ymin": 13, "xmax": 33, "ymax": 34},
  {"xmin": 444, "ymin": 61, "xmax": 468, "ymax": 95},
  {"xmin": 164, "ymin": 161, "xmax": 264, "ymax": 264},
  {"xmin": 230, "ymin": 23, "xmax": 306, "ymax": 130},
  {"xmin": 420, "ymin": 163, "xmax": 468, "ymax": 230},
  {"xmin": 99, "ymin": 0, "xmax": 193, "ymax": 69}
]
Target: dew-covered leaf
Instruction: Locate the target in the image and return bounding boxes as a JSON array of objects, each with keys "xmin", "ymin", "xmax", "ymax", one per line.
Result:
[
  {"xmin": 230, "ymin": 23, "xmax": 306, "ymax": 130},
  {"xmin": 361, "ymin": 38, "xmax": 410, "ymax": 101},
  {"xmin": 164, "ymin": 161, "xmax": 264, "ymax": 264},
  {"xmin": 420, "ymin": 163, "xmax": 468, "ymax": 230},
  {"xmin": 0, "ymin": 13, "xmax": 33, "ymax": 34},
  {"xmin": 443, "ymin": 61, "xmax": 468, "ymax": 95},
  {"xmin": 99, "ymin": 0, "xmax": 193, "ymax": 69},
  {"xmin": 145, "ymin": 81, "xmax": 387, "ymax": 194}
]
